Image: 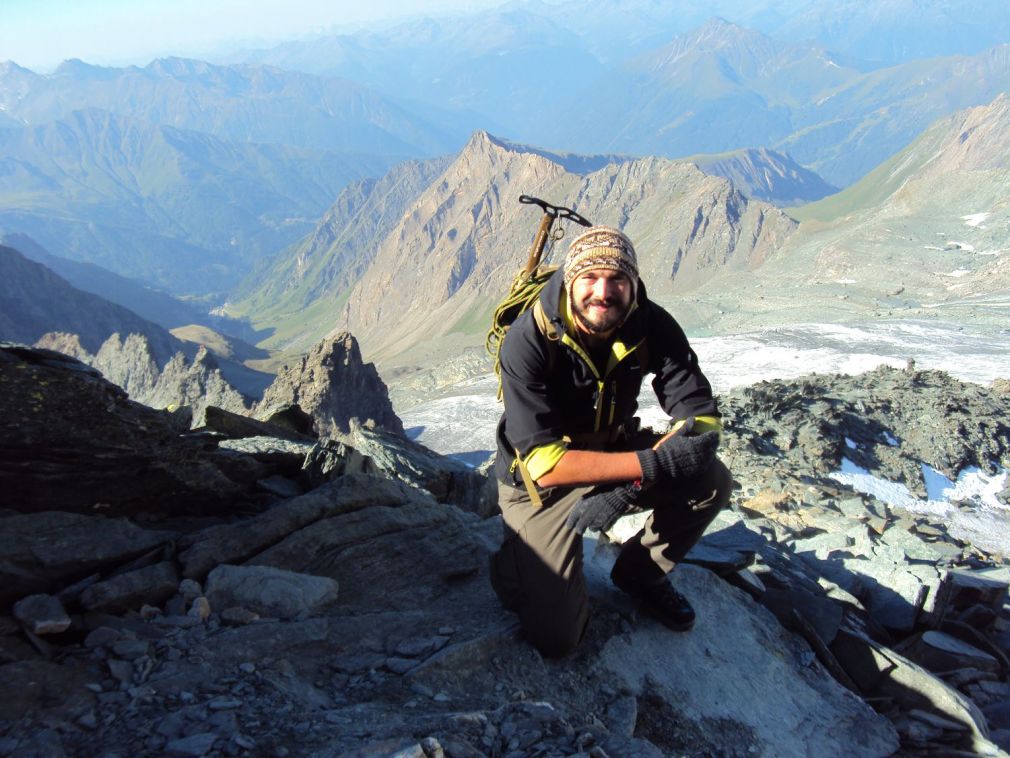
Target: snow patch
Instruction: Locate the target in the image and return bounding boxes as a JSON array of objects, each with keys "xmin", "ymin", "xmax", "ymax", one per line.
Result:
[
  {"xmin": 834, "ymin": 278, "xmax": 857, "ymax": 284},
  {"xmin": 945, "ymin": 241, "xmax": 976, "ymax": 252},
  {"xmin": 830, "ymin": 459, "xmax": 1010, "ymax": 555},
  {"xmin": 936, "ymin": 269, "xmax": 971, "ymax": 278},
  {"xmin": 962, "ymin": 212, "xmax": 990, "ymax": 228}
]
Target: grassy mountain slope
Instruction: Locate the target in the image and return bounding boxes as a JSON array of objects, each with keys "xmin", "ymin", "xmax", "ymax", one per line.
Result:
[
  {"xmin": 688, "ymin": 95, "xmax": 1010, "ymax": 333},
  {"xmin": 0, "ymin": 109, "xmax": 397, "ymax": 294}
]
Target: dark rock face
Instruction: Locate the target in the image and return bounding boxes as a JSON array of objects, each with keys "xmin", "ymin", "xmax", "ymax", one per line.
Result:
[
  {"xmin": 256, "ymin": 331, "xmax": 403, "ymax": 437},
  {"xmin": 720, "ymin": 365, "xmax": 1010, "ymax": 501},
  {"xmin": 0, "ymin": 343, "xmax": 260, "ymax": 518}
]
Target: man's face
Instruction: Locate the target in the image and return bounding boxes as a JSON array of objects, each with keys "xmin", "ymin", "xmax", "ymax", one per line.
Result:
[{"xmin": 570, "ymin": 268, "xmax": 634, "ymax": 336}]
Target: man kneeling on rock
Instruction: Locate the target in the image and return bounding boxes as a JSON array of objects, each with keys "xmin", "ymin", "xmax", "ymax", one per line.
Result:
[{"xmin": 490, "ymin": 226, "xmax": 733, "ymax": 656}]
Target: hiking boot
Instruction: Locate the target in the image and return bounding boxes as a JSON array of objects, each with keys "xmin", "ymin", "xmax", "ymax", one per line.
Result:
[{"xmin": 611, "ymin": 570, "xmax": 696, "ymax": 631}]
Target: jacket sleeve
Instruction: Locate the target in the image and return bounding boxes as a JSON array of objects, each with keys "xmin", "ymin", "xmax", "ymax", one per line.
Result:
[
  {"xmin": 498, "ymin": 313, "xmax": 568, "ymax": 466},
  {"xmin": 647, "ymin": 304, "xmax": 720, "ymax": 422}
]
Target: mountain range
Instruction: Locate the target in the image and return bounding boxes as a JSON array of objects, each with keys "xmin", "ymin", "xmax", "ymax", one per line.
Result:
[
  {"xmin": 5, "ymin": 91, "xmax": 1008, "ymax": 385},
  {"xmin": 229, "ymin": 130, "xmax": 798, "ymax": 368},
  {"xmin": 237, "ymin": 10, "xmax": 1010, "ymax": 186},
  {"xmin": 534, "ymin": 20, "xmax": 1010, "ymax": 186},
  {"xmin": 0, "ymin": 106, "xmax": 401, "ymax": 294},
  {"xmin": 2, "ymin": 8, "xmax": 1009, "ymax": 306},
  {"xmin": 0, "ymin": 2, "xmax": 1008, "ymax": 390},
  {"xmin": 228, "ymin": 90, "xmax": 1010, "ymax": 376},
  {"xmin": 680, "ymin": 94, "xmax": 1010, "ymax": 335},
  {"xmin": 0, "ymin": 58, "xmax": 464, "ymax": 156}
]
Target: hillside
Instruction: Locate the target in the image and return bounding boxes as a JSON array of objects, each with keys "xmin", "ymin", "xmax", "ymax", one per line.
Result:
[
  {"xmin": 231, "ymin": 131, "xmax": 797, "ymax": 369},
  {"xmin": 540, "ymin": 21, "xmax": 1010, "ymax": 186},
  {"xmin": 0, "ymin": 58, "xmax": 465, "ymax": 156},
  {"xmin": 686, "ymin": 94, "xmax": 1010, "ymax": 333},
  {"xmin": 0, "ymin": 233, "xmax": 267, "ymax": 343},
  {"xmin": 0, "ymin": 245, "xmax": 184, "ymax": 361},
  {"xmin": 230, "ymin": 155, "xmax": 453, "ymax": 345},
  {"xmin": 0, "ymin": 109, "xmax": 397, "ymax": 294}
]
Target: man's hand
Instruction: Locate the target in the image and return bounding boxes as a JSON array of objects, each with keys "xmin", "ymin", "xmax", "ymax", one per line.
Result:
[
  {"xmin": 566, "ymin": 484, "xmax": 639, "ymax": 534},
  {"xmin": 635, "ymin": 430, "xmax": 719, "ymax": 483}
]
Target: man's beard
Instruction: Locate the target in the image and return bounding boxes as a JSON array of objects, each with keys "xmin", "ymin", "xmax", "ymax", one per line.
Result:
[{"xmin": 573, "ymin": 296, "xmax": 630, "ymax": 335}]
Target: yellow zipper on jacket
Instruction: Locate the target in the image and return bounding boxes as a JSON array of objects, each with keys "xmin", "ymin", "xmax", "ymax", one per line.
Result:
[{"xmin": 558, "ymin": 291, "xmax": 646, "ymax": 432}]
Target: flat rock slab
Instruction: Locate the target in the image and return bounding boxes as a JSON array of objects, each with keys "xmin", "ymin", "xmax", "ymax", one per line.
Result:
[
  {"xmin": 597, "ymin": 565, "xmax": 900, "ymax": 757},
  {"xmin": 81, "ymin": 561, "xmax": 179, "ymax": 615},
  {"xmin": 177, "ymin": 474, "xmax": 429, "ymax": 580},
  {"xmin": 0, "ymin": 511, "xmax": 176, "ymax": 606}
]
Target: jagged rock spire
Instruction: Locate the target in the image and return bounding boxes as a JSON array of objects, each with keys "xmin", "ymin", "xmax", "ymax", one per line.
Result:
[{"xmin": 256, "ymin": 331, "xmax": 403, "ymax": 438}]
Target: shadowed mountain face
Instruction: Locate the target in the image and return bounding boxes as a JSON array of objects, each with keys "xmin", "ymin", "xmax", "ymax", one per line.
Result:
[
  {"xmin": 0, "ymin": 245, "xmax": 184, "ymax": 361},
  {"xmin": 692, "ymin": 147, "xmax": 839, "ymax": 206},
  {"xmin": 0, "ymin": 244, "xmax": 273, "ymax": 406}
]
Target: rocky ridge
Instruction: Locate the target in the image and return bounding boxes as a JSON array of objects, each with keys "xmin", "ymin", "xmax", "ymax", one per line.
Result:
[
  {"xmin": 2, "ymin": 344, "xmax": 1009, "ymax": 755},
  {"xmin": 36, "ymin": 332, "xmax": 255, "ymax": 428},
  {"xmin": 231, "ymin": 130, "xmax": 798, "ymax": 368},
  {"xmin": 255, "ymin": 332, "xmax": 403, "ymax": 438}
]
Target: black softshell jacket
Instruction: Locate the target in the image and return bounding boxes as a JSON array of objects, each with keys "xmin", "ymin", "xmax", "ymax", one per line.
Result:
[{"xmin": 494, "ymin": 268, "xmax": 719, "ymax": 485}]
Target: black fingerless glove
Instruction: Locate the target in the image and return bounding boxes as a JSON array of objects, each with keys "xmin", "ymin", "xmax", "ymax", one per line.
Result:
[
  {"xmin": 635, "ymin": 430, "xmax": 719, "ymax": 484},
  {"xmin": 565, "ymin": 484, "xmax": 639, "ymax": 534}
]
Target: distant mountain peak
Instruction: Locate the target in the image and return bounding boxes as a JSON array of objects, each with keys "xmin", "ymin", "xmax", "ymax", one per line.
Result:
[
  {"xmin": 646, "ymin": 16, "xmax": 779, "ymax": 74},
  {"xmin": 0, "ymin": 60, "xmax": 36, "ymax": 78},
  {"xmin": 52, "ymin": 58, "xmax": 113, "ymax": 78},
  {"xmin": 686, "ymin": 16, "xmax": 764, "ymax": 48},
  {"xmin": 461, "ymin": 130, "xmax": 628, "ymax": 175}
]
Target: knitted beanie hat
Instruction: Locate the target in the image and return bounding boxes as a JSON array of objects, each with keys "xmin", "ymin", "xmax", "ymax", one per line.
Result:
[{"xmin": 563, "ymin": 226, "xmax": 638, "ymax": 289}]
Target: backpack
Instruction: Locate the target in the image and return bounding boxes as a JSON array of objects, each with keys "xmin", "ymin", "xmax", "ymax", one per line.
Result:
[{"xmin": 485, "ymin": 264, "xmax": 561, "ymax": 401}]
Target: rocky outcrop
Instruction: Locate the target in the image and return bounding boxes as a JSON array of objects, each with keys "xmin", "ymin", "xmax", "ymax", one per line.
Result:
[
  {"xmin": 2, "ymin": 355, "xmax": 1008, "ymax": 756},
  {"xmin": 343, "ymin": 425, "xmax": 494, "ymax": 516},
  {"xmin": 0, "ymin": 343, "xmax": 262, "ymax": 518},
  {"xmin": 256, "ymin": 331, "xmax": 403, "ymax": 437},
  {"xmin": 36, "ymin": 331, "xmax": 253, "ymax": 425},
  {"xmin": 0, "ymin": 476, "xmax": 905, "ymax": 757}
]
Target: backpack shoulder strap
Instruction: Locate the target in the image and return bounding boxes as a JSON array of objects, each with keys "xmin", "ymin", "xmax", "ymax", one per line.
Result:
[{"xmin": 531, "ymin": 299, "xmax": 561, "ymax": 373}]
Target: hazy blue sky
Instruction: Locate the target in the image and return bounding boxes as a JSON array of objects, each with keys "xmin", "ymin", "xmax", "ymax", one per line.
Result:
[{"xmin": 0, "ymin": 0, "xmax": 508, "ymax": 72}]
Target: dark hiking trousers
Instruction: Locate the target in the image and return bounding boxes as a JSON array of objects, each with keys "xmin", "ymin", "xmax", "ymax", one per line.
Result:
[{"xmin": 489, "ymin": 458, "xmax": 733, "ymax": 657}]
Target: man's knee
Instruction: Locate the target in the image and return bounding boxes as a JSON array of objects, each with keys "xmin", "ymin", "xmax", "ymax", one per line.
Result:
[
  {"xmin": 706, "ymin": 458, "xmax": 734, "ymax": 509},
  {"xmin": 519, "ymin": 604, "xmax": 587, "ymax": 658}
]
